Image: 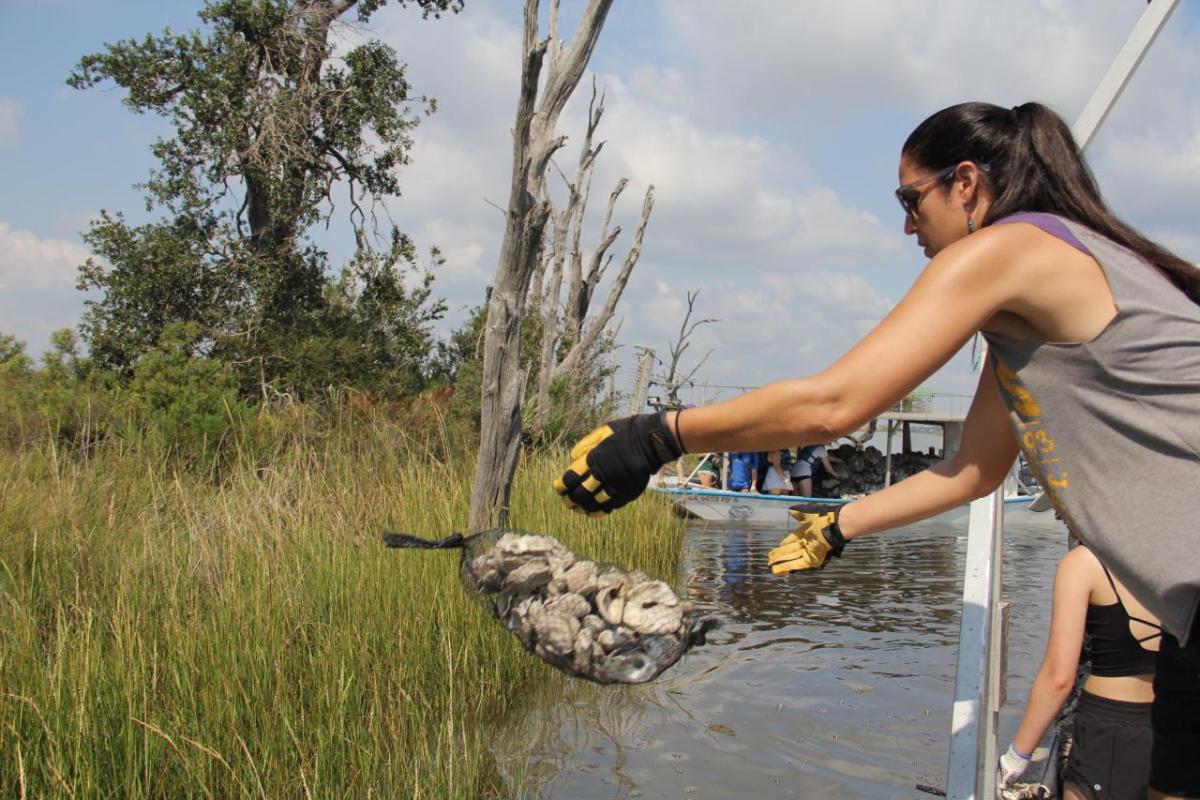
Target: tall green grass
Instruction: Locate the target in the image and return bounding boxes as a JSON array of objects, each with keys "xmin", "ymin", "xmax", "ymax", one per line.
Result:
[{"xmin": 0, "ymin": 406, "xmax": 684, "ymax": 798}]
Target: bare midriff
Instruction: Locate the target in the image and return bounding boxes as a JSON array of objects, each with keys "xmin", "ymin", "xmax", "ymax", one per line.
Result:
[{"xmin": 1083, "ymin": 672, "xmax": 1155, "ymax": 704}]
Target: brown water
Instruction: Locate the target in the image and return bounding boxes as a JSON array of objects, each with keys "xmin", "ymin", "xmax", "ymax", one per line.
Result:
[{"xmin": 490, "ymin": 518, "xmax": 1067, "ymax": 799}]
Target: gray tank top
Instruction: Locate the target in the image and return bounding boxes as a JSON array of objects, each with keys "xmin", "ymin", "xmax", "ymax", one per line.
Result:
[{"xmin": 983, "ymin": 212, "xmax": 1200, "ymax": 643}]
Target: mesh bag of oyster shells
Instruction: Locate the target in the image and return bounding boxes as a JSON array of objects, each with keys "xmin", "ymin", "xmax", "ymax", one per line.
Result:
[{"xmin": 382, "ymin": 528, "xmax": 718, "ymax": 685}]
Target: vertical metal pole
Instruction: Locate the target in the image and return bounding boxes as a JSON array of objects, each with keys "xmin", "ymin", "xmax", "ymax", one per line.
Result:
[
  {"xmin": 884, "ymin": 420, "xmax": 895, "ymax": 488},
  {"xmin": 946, "ymin": 490, "xmax": 1005, "ymax": 798},
  {"xmin": 1072, "ymin": 0, "xmax": 1180, "ymax": 153}
]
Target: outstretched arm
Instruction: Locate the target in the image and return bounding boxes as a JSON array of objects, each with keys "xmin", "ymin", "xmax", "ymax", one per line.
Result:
[
  {"xmin": 671, "ymin": 228, "xmax": 1021, "ymax": 453},
  {"xmin": 836, "ymin": 361, "xmax": 1019, "ymax": 540},
  {"xmin": 557, "ymin": 226, "xmax": 1031, "ymax": 517},
  {"xmin": 766, "ymin": 362, "xmax": 1019, "ymax": 575}
]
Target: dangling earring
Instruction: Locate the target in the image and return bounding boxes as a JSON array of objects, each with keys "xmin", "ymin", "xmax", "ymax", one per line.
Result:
[{"xmin": 967, "ymin": 215, "xmax": 976, "ymax": 234}]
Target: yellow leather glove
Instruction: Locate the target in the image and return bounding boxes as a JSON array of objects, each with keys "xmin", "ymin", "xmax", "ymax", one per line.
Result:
[{"xmin": 768, "ymin": 503, "xmax": 847, "ymax": 575}]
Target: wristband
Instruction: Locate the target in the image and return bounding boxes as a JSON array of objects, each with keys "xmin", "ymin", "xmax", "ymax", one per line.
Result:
[{"xmin": 671, "ymin": 410, "xmax": 688, "ymax": 453}]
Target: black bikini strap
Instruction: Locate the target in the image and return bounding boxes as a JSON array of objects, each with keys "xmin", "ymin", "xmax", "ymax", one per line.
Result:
[
  {"xmin": 1100, "ymin": 561, "xmax": 1163, "ymax": 636},
  {"xmin": 1100, "ymin": 562, "xmax": 1125, "ymax": 607}
]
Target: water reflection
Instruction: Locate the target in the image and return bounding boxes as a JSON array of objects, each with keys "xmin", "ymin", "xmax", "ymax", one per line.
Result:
[{"xmin": 492, "ymin": 518, "xmax": 1067, "ymax": 799}]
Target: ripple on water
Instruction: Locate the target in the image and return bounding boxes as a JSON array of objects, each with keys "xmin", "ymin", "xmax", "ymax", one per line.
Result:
[{"xmin": 491, "ymin": 518, "xmax": 1066, "ymax": 799}]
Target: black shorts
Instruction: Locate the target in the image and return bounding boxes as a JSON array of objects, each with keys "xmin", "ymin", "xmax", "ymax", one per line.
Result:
[
  {"xmin": 1061, "ymin": 691, "xmax": 1152, "ymax": 800},
  {"xmin": 1150, "ymin": 613, "xmax": 1200, "ymax": 797}
]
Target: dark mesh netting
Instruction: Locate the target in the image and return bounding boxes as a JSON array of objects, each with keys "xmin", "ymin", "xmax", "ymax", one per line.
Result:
[{"xmin": 383, "ymin": 528, "xmax": 717, "ymax": 685}]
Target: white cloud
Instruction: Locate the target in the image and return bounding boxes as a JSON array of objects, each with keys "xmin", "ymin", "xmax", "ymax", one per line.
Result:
[
  {"xmin": 15, "ymin": 0, "xmax": 1192, "ymax": 401},
  {"xmin": 781, "ymin": 270, "xmax": 895, "ymax": 320},
  {"xmin": 366, "ymin": 5, "xmax": 524, "ymax": 316},
  {"xmin": 1153, "ymin": 230, "xmax": 1200, "ymax": 266},
  {"xmin": 1097, "ymin": 120, "xmax": 1200, "ymax": 241},
  {"xmin": 0, "ymin": 97, "xmax": 21, "ymax": 146},
  {"xmin": 0, "ymin": 222, "xmax": 89, "ymax": 292},
  {"xmin": 640, "ymin": 291, "xmax": 686, "ymax": 339},
  {"xmin": 0, "ymin": 222, "xmax": 93, "ymax": 357},
  {"xmin": 322, "ymin": 5, "xmax": 942, "ymax": 399},
  {"xmin": 340, "ymin": 0, "xmax": 1200, "ymax": 400},
  {"xmin": 415, "ymin": 217, "xmax": 493, "ymax": 305},
  {"xmin": 657, "ymin": 1, "xmax": 1142, "ymax": 124}
]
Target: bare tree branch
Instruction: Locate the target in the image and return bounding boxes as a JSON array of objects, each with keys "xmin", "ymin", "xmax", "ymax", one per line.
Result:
[
  {"xmin": 663, "ymin": 289, "xmax": 719, "ymax": 401},
  {"xmin": 530, "ymin": 81, "xmax": 607, "ymax": 433},
  {"xmin": 579, "ymin": 175, "xmax": 626, "ymax": 317},
  {"xmin": 562, "ymin": 82, "xmax": 606, "ymax": 345},
  {"xmin": 553, "ymin": 184, "xmax": 654, "ymax": 382}
]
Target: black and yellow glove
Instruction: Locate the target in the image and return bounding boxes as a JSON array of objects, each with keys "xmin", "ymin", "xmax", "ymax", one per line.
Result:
[
  {"xmin": 767, "ymin": 503, "xmax": 847, "ymax": 574},
  {"xmin": 553, "ymin": 413, "xmax": 684, "ymax": 516}
]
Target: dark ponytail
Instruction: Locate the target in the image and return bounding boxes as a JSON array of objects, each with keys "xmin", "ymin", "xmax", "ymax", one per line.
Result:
[{"xmin": 903, "ymin": 101, "xmax": 1200, "ymax": 304}]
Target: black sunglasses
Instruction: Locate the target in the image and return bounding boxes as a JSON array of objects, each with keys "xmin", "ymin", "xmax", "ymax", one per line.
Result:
[
  {"xmin": 895, "ymin": 163, "xmax": 991, "ymax": 220},
  {"xmin": 894, "ymin": 165, "xmax": 957, "ymax": 220}
]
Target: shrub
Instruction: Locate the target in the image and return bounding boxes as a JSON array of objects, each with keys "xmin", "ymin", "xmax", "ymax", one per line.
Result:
[{"xmin": 129, "ymin": 322, "xmax": 247, "ymax": 458}]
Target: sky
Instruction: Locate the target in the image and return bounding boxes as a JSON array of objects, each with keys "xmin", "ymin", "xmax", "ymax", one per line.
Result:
[{"xmin": 2, "ymin": 0, "xmax": 1198, "ymax": 406}]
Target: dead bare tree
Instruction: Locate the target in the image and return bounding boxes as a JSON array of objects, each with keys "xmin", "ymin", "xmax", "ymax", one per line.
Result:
[
  {"xmin": 553, "ymin": 186, "xmax": 653, "ymax": 381},
  {"xmin": 529, "ymin": 86, "xmax": 602, "ymax": 431},
  {"xmin": 468, "ymin": 0, "xmax": 614, "ymax": 531},
  {"xmin": 529, "ymin": 84, "xmax": 655, "ymax": 437},
  {"xmin": 661, "ymin": 289, "xmax": 718, "ymax": 404}
]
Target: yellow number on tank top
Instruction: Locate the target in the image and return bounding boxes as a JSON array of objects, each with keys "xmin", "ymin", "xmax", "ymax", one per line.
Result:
[
  {"xmin": 1022, "ymin": 429, "xmax": 1055, "ymax": 454},
  {"xmin": 995, "ymin": 363, "xmax": 1042, "ymax": 420}
]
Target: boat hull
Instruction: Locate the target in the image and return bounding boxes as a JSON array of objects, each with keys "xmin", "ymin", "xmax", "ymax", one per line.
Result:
[{"xmin": 651, "ymin": 486, "xmax": 1056, "ymax": 530}]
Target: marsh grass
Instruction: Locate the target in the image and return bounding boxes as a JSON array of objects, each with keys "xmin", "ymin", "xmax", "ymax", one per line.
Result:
[{"xmin": 0, "ymin": 406, "xmax": 684, "ymax": 798}]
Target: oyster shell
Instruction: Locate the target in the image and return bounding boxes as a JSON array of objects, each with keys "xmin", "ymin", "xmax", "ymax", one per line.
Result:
[{"xmin": 386, "ymin": 528, "xmax": 718, "ymax": 685}]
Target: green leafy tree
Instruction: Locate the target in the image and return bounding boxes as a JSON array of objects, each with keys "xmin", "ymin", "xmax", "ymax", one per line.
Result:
[
  {"xmin": 130, "ymin": 322, "xmax": 247, "ymax": 455},
  {"xmin": 0, "ymin": 330, "xmax": 121, "ymax": 450},
  {"xmin": 69, "ymin": 0, "xmax": 461, "ymax": 397},
  {"xmin": 41, "ymin": 329, "xmax": 87, "ymax": 382},
  {"xmin": 0, "ymin": 334, "xmax": 36, "ymax": 447},
  {"xmin": 266, "ymin": 235, "xmax": 447, "ymax": 399},
  {"xmin": 0, "ymin": 333, "xmax": 32, "ymax": 377}
]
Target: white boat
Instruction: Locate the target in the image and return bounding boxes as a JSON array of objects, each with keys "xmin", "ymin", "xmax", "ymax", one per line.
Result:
[
  {"xmin": 651, "ymin": 403, "xmax": 1057, "ymax": 530},
  {"xmin": 651, "ymin": 484, "xmax": 1052, "ymax": 529},
  {"xmin": 650, "ymin": 484, "xmax": 845, "ymax": 526}
]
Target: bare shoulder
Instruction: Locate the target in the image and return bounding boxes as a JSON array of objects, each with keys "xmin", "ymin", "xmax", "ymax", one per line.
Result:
[
  {"xmin": 948, "ymin": 220, "xmax": 1090, "ymax": 276},
  {"xmin": 1061, "ymin": 544, "xmax": 1099, "ymax": 570},
  {"xmin": 1057, "ymin": 545, "xmax": 1102, "ymax": 588},
  {"xmin": 914, "ymin": 221, "xmax": 1066, "ymax": 295},
  {"xmin": 952, "ymin": 221, "xmax": 1114, "ymax": 341}
]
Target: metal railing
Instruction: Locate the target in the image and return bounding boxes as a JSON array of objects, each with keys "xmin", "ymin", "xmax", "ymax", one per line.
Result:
[{"xmin": 946, "ymin": 489, "xmax": 1007, "ymax": 798}]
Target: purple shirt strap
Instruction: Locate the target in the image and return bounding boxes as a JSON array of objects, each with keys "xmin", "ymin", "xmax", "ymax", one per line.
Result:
[{"xmin": 993, "ymin": 212, "xmax": 1091, "ymax": 255}]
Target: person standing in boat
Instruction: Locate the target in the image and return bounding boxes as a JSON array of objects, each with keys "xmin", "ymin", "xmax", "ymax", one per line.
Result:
[
  {"xmin": 761, "ymin": 449, "xmax": 793, "ymax": 495},
  {"xmin": 789, "ymin": 443, "xmax": 840, "ymax": 498},
  {"xmin": 554, "ymin": 101, "xmax": 1200, "ymax": 798},
  {"xmin": 727, "ymin": 451, "xmax": 757, "ymax": 492},
  {"xmin": 753, "ymin": 451, "xmax": 770, "ymax": 493},
  {"xmin": 999, "ymin": 540, "xmax": 1161, "ymax": 799}
]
